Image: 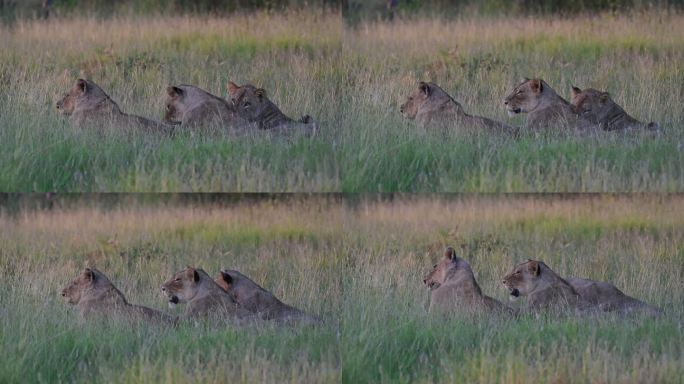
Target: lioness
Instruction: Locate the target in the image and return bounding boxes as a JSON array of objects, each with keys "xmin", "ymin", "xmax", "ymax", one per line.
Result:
[
  {"xmin": 400, "ymin": 82, "xmax": 518, "ymax": 135},
  {"xmin": 566, "ymin": 277, "xmax": 661, "ymax": 317},
  {"xmin": 227, "ymin": 82, "xmax": 318, "ymax": 136},
  {"xmin": 61, "ymin": 267, "xmax": 174, "ymax": 325},
  {"xmin": 570, "ymin": 86, "xmax": 661, "ymax": 133},
  {"xmin": 504, "ymin": 78, "xmax": 591, "ymax": 131},
  {"xmin": 164, "ymin": 84, "xmax": 248, "ymax": 133},
  {"xmin": 502, "ymin": 260, "xmax": 589, "ymax": 312},
  {"xmin": 215, "ymin": 269, "xmax": 323, "ymax": 325},
  {"xmin": 56, "ymin": 79, "xmax": 173, "ymax": 134},
  {"xmin": 423, "ymin": 247, "xmax": 514, "ymax": 316},
  {"xmin": 161, "ymin": 266, "xmax": 253, "ymax": 321}
]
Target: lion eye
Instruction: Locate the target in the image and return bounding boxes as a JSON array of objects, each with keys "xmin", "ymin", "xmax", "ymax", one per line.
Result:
[
  {"xmin": 174, "ymin": 278, "xmax": 181, "ymax": 282},
  {"xmin": 243, "ymin": 102, "xmax": 251, "ymax": 108}
]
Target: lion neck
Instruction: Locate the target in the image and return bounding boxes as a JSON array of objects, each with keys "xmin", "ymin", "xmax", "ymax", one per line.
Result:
[
  {"xmin": 255, "ymin": 100, "xmax": 292, "ymax": 129},
  {"xmin": 441, "ymin": 263, "xmax": 483, "ymax": 297},
  {"xmin": 416, "ymin": 99, "xmax": 465, "ymax": 128},
  {"xmin": 600, "ymin": 103, "xmax": 641, "ymax": 131},
  {"xmin": 182, "ymin": 85, "xmax": 232, "ymax": 111},
  {"xmin": 75, "ymin": 84, "xmax": 122, "ymax": 116},
  {"xmin": 80, "ymin": 283, "xmax": 128, "ymax": 307},
  {"xmin": 189, "ymin": 271, "xmax": 228, "ymax": 302},
  {"xmin": 528, "ymin": 264, "xmax": 575, "ymax": 297},
  {"xmin": 530, "ymin": 84, "xmax": 572, "ymax": 113}
]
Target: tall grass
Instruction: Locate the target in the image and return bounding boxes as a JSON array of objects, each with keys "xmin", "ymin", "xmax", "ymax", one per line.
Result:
[
  {"xmin": 1, "ymin": 11, "xmax": 683, "ymax": 191},
  {"xmin": 1, "ymin": 196, "xmax": 683, "ymax": 382}
]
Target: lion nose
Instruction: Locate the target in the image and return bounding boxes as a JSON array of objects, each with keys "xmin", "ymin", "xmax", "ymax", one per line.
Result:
[
  {"xmin": 60, "ymin": 290, "xmax": 66, "ymax": 297},
  {"xmin": 501, "ymin": 279, "xmax": 507, "ymax": 285},
  {"xmin": 160, "ymin": 286, "xmax": 166, "ymax": 292},
  {"xmin": 503, "ymin": 100, "xmax": 508, "ymax": 105}
]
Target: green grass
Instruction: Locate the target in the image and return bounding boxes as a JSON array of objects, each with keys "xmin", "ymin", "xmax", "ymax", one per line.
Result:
[
  {"xmin": 1, "ymin": 196, "xmax": 683, "ymax": 382},
  {"xmin": 1, "ymin": 12, "xmax": 683, "ymax": 192}
]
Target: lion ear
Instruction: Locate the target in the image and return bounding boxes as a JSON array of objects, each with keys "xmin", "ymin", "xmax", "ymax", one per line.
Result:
[
  {"xmin": 571, "ymin": 86, "xmax": 582, "ymax": 97},
  {"xmin": 83, "ymin": 268, "xmax": 95, "ymax": 281},
  {"xmin": 167, "ymin": 86, "xmax": 183, "ymax": 99},
  {"xmin": 599, "ymin": 92, "xmax": 610, "ymax": 103},
  {"xmin": 185, "ymin": 266, "xmax": 200, "ymax": 282},
  {"xmin": 527, "ymin": 261, "xmax": 540, "ymax": 276},
  {"xmin": 444, "ymin": 246, "xmax": 456, "ymax": 260},
  {"xmin": 76, "ymin": 79, "xmax": 88, "ymax": 94},
  {"xmin": 255, "ymin": 88, "xmax": 266, "ymax": 100},
  {"xmin": 227, "ymin": 81, "xmax": 240, "ymax": 96},
  {"xmin": 419, "ymin": 82, "xmax": 431, "ymax": 96},
  {"xmin": 530, "ymin": 79, "xmax": 543, "ymax": 93},
  {"xmin": 220, "ymin": 271, "xmax": 233, "ymax": 285}
]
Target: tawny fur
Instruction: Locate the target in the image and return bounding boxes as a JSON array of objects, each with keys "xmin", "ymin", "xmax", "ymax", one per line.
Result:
[
  {"xmin": 566, "ymin": 277, "xmax": 661, "ymax": 317},
  {"xmin": 227, "ymin": 81, "xmax": 318, "ymax": 136},
  {"xmin": 424, "ymin": 247, "xmax": 514, "ymax": 316},
  {"xmin": 56, "ymin": 79, "xmax": 173, "ymax": 134},
  {"xmin": 502, "ymin": 260, "xmax": 588, "ymax": 312},
  {"xmin": 503, "ymin": 78, "xmax": 592, "ymax": 131},
  {"xmin": 61, "ymin": 267, "xmax": 174, "ymax": 325},
  {"xmin": 400, "ymin": 82, "xmax": 518, "ymax": 135},
  {"xmin": 164, "ymin": 84, "xmax": 248, "ymax": 133},
  {"xmin": 161, "ymin": 266, "xmax": 253, "ymax": 321},
  {"xmin": 215, "ymin": 269, "xmax": 323, "ymax": 325},
  {"xmin": 570, "ymin": 86, "xmax": 660, "ymax": 133}
]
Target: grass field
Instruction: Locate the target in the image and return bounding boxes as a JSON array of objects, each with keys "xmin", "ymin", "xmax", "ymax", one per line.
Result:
[
  {"xmin": 1, "ymin": 195, "xmax": 683, "ymax": 383},
  {"xmin": 1, "ymin": 11, "xmax": 683, "ymax": 192}
]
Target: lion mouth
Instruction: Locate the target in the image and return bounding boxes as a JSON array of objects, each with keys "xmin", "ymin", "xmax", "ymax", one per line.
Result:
[
  {"xmin": 509, "ymin": 288, "xmax": 520, "ymax": 297},
  {"xmin": 507, "ymin": 108, "xmax": 521, "ymax": 117},
  {"xmin": 426, "ymin": 281, "xmax": 440, "ymax": 290},
  {"xmin": 169, "ymin": 295, "xmax": 179, "ymax": 304}
]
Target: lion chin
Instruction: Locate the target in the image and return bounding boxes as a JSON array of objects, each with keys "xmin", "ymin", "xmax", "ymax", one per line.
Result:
[
  {"xmin": 508, "ymin": 288, "xmax": 520, "ymax": 301},
  {"xmin": 168, "ymin": 295, "xmax": 179, "ymax": 309},
  {"xmin": 427, "ymin": 282, "xmax": 440, "ymax": 291}
]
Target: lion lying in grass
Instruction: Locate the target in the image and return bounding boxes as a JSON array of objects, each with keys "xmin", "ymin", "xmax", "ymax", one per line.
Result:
[
  {"xmin": 61, "ymin": 267, "xmax": 174, "ymax": 325},
  {"xmin": 424, "ymin": 247, "xmax": 514, "ymax": 316}
]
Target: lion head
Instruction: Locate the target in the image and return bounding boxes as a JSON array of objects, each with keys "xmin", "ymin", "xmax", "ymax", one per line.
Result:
[
  {"xmin": 400, "ymin": 82, "xmax": 432, "ymax": 120},
  {"xmin": 570, "ymin": 87, "xmax": 612, "ymax": 124},
  {"xmin": 423, "ymin": 246, "xmax": 477, "ymax": 290},
  {"xmin": 61, "ymin": 267, "xmax": 96, "ymax": 304},
  {"xmin": 227, "ymin": 82, "xmax": 275, "ymax": 123},
  {"xmin": 503, "ymin": 78, "xmax": 550, "ymax": 116},
  {"xmin": 61, "ymin": 267, "xmax": 124, "ymax": 305},
  {"xmin": 400, "ymin": 82, "xmax": 463, "ymax": 121},
  {"xmin": 164, "ymin": 86, "xmax": 187, "ymax": 124},
  {"xmin": 501, "ymin": 259, "xmax": 544, "ymax": 299},
  {"xmin": 215, "ymin": 269, "xmax": 277, "ymax": 313},
  {"xmin": 56, "ymin": 78, "xmax": 117, "ymax": 117},
  {"xmin": 160, "ymin": 266, "xmax": 205, "ymax": 307}
]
